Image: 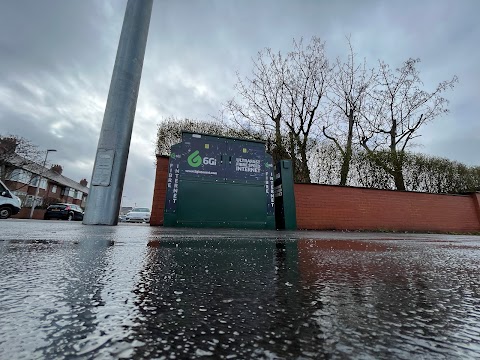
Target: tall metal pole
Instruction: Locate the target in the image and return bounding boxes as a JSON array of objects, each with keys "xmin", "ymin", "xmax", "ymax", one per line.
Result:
[
  {"xmin": 83, "ymin": 0, "xmax": 153, "ymax": 225},
  {"xmin": 29, "ymin": 149, "xmax": 56, "ymax": 219}
]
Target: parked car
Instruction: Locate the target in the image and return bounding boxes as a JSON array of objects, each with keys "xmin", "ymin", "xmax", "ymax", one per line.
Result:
[
  {"xmin": 0, "ymin": 180, "xmax": 22, "ymax": 219},
  {"xmin": 125, "ymin": 207, "xmax": 151, "ymax": 223},
  {"xmin": 44, "ymin": 203, "xmax": 84, "ymax": 221}
]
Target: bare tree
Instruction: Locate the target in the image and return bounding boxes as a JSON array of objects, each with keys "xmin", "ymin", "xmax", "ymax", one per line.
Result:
[
  {"xmin": 224, "ymin": 37, "xmax": 331, "ymax": 182},
  {"xmin": 282, "ymin": 38, "xmax": 330, "ymax": 182},
  {"xmin": 323, "ymin": 38, "xmax": 375, "ymax": 185},
  {"xmin": 359, "ymin": 58, "xmax": 458, "ymax": 190},
  {"xmin": 224, "ymin": 47, "xmax": 288, "ymax": 162},
  {"xmin": 0, "ymin": 135, "xmax": 43, "ymax": 186}
]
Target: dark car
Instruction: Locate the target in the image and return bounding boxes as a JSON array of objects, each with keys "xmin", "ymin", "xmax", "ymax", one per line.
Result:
[{"xmin": 44, "ymin": 203, "xmax": 84, "ymax": 221}]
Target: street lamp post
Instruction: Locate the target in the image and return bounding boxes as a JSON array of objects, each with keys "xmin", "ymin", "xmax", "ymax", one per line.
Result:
[
  {"xmin": 120, "ymin": 195, "xmax": 127, "ymax": 214},
  {"xmin": 29, "ymin": 149, "xmax": 56, "ymax": 219},
  {"xmin": 83, "ymin": 0, "xmax": 153, "ymax": 225}
]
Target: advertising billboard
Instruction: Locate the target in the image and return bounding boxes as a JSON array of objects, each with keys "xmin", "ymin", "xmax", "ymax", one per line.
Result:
[{"xmin": 164, "ymin": 132, "xmax": 275, "ymax": 229}]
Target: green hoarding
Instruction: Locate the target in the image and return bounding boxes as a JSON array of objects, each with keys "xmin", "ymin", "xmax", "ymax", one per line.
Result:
[
  {"xmin": 274, "ymin": 160, "xmax": 297, "ymax": 230},
  {"xmin": 164, "ymin": 132, "xmax": 275, "ymax": 229}
]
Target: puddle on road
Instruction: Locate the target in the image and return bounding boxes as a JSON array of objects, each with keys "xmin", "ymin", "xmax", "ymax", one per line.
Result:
[{"xmin": 1, "ymin": 233, "xmax": 480, "ymax": 359}]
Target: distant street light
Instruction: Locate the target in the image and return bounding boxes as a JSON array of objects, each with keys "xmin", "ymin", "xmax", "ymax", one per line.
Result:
[
  {"xmin": 120, "ymin": 195, "xmax": 127, "ymax": 213},
  {"xmin": 29, "ymin": 149, "xmax": 56, "ymax": 219}
]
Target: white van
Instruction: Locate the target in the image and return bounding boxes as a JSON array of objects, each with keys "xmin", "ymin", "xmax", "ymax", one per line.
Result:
[{"xmin": 0, "ymin": 179, "xmax": 22, "ymax": 219}]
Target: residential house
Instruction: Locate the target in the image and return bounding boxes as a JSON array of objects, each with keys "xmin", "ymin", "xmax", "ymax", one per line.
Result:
[{"xmin": 2, "ymin": 152, "xmax": 89, "ymax": 210}]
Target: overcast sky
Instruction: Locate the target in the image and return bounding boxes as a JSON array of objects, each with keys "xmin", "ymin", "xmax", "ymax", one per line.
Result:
[{"xmin": 1, "ymin": 0, "xmax": 479, "ymax": 208}]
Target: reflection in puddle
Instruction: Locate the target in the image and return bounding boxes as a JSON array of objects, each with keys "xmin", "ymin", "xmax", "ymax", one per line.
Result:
[
  {"xmin": 298, "ymin": 239, "xmax": 480, "ymax": 358},
  {"xmin": 132, "ymin": 239, "xmax": 299, "ymax": 358},
  {"xmin": 1, "ymin": 231, "xmax": 479, "ymax": 359}
]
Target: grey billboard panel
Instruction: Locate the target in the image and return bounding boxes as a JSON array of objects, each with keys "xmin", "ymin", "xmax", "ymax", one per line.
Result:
[
  {"xmin": 179, "ymin": 132, "xmax": 267, "ymax": 184},
  {"xmin": 180, "ymin": 133, "xmax": 226, "ymax": 182},
  {"xmin": 225, "ymin": 139, "xmax": 265, "ymax": 184}
]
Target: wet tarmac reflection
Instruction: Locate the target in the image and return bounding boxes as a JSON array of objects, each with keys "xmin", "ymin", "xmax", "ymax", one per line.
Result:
[{"xmin": 1, "ymin": 225, "xmax": 479, "ymax": 359}]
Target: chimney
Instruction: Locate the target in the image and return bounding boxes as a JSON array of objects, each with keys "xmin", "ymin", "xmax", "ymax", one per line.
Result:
[
  {"xmin": 51, "ymin": 164, "xmax": 63, "ymax": 174},
  {"xmin": 80, "ymin": 178, "xmax": 88, "ymax": 187}
]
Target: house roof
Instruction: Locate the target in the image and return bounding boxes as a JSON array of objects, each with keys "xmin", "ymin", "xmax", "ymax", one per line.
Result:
[{"xmin": 8, "ymin": 153, "xmax": 89, "ymax": 194}]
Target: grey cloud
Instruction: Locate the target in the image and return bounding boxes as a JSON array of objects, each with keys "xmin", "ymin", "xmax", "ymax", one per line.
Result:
[
  {"xmin": 0, "ymin": 0, "xmax": 121, "ymax": 75},
  {"xmin": 1, "ymin": 0, "xmax": 479, "ymax": 208}
]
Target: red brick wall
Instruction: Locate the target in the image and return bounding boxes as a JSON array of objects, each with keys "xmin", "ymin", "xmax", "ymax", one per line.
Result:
[
  {"xmin": 12, "ymin": 208, "xmax": 46, "ymax": 220},
  {"xmin": 150, "ymin": 157, "xmax": 480, "ymax": 233},
  {"xmin": 150, "ymin": 155, "xmax": 169, "ymax": 226},
  {"xmin": 295, "ymin": 184, "xmax": 480, "ymax": 233}
]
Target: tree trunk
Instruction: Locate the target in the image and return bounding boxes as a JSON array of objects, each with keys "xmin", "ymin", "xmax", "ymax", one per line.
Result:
[
  {"xmin": 388, "ymin": 118, "xmax": 406, "ymax": 191},
  {"xmin": 339, "ymin": 148, "xmax": 351, "ymax": 186},
  {"xmin": 289, "ymin": 131, "xmax": 298, "ymax": 181},
  {"xmin": 298, "ymin": 138, "xmax": 311, "ymax": 183},
  {"xmin": 393, "ymin": 169, "xmax": 406, "ymax": 191},
  {"xmin": 272, "ymin": 113, "xmax": 288, "ymax": 164},
  {"xmin": 391, "ymin": 153, "xmax": 406, "ymax": 191},
  {"xmin": 339, "ymin": 109, "xmax": 354, "ymax": 186},
  {"xmin": 275, "ymin": 114, "xmax": 282, "ymax": 153}
]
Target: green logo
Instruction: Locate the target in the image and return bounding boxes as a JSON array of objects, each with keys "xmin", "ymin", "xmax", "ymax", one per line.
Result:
[{"xmin": 187, "ymin": 150, "xmax": 202, "ymax": 167}]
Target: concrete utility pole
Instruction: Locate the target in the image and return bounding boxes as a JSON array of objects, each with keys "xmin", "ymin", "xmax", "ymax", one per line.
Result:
[{"xmin": 83, "ymin": 0, "xmax": 153, "ymax": 225}]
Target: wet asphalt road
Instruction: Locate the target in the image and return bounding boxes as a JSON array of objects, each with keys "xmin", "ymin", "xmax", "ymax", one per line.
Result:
[{"xmin": 1, "ymin": 219, "xmax": 480, "ymax": 359}]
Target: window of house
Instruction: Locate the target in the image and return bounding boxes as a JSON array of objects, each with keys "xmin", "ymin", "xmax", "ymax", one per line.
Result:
[
  {"xmin": 25, "ymin": 195, "xmax": 34, "ymax": 207},
  {"xmin": 9, "ymin": 169, "xmax": 20, "ymax": 182},
  {"xmin": 12, "ymin": 191, "xmax": 27, "ymax": 206},
  {"xmin": 30, "ymin": 176, "xmax": 47, "ymax": 190},
  {"xmin": 30, "ymin": 176, "xmax": 38, "ymax": 186},
  {"xmin": 63, "ymin": 187, "xmax": 75, "ymax": 198},
  {"xmin": 9, "ymin": 169, "xmax": 32, "ymax": 184},
  {"xmin": 25, "ymin": 195, "xmax": 44, "ymax": 207},
  {"xmin": 51, "ymin": 185, "xmax": 57, "ymax": 194}
]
